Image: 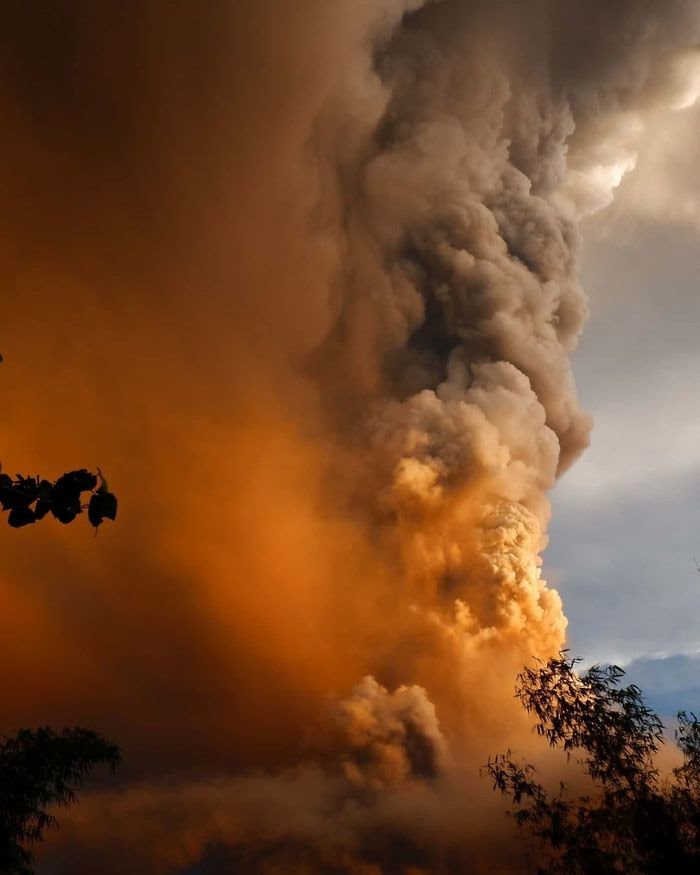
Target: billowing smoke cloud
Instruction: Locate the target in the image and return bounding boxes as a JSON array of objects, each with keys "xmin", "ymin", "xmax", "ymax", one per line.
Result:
[{"xmin": 0, "ymin": 1, "xmax": 698, "ymax": 872}]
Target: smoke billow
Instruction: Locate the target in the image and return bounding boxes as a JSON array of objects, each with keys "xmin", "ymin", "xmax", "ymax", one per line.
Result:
[{"xmin": 0, "ymin": 1, "xmax": 698, "ymax": 872}]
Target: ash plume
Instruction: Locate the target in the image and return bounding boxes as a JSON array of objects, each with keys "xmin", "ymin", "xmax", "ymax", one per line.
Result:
[{"xmin": 0, "ymin": 1, "xmax": 698, "ymax": 872}]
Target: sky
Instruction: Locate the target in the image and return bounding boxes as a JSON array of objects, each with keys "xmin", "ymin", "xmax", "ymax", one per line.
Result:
[
  {"xmin": 2, "ymin": 1, "xmax": 700, "ymax": 871},
  {"xmin": 546, "ymin": 101, "xmax": 700, "ymax": 675}
]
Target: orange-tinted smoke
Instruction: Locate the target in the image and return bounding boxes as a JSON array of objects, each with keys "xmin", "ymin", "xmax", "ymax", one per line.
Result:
[
  {"xmin": 1, "ymin": 2, "xmax": 699, "ymax": 873},
  {"xmin": 0, "ymin": 0, "xmax": 388, "ymax": 771}
]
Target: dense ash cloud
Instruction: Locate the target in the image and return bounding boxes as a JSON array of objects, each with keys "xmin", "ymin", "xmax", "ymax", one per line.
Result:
[{"xmin": 0, "ymin": 1, "xmax": 698, "ymax": 872}]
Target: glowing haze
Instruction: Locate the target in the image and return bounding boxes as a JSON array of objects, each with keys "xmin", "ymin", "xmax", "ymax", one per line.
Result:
[{"xmin": 0, "ymin": 1, "xmax": 699, "ymax": 872}]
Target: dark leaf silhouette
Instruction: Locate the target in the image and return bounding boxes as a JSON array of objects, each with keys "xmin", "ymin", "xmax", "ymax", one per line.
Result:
[
  {"xmin": 87, "ymin": 492, "xmax": 118, "ymax": 528},
  {"xmin": 32, "ymin": 501, "xmax": 51, "ymax": 521},
  {"xmin": 50, "ymin": 504, "xmax": 79, "ymax": 525},
  {"xmin": 0, "ymin": 469, "xmax": 117, "ymax": 530},
  {"xmin": 7, "ymin": 508, "xmax": 36, "ymax": 528}
]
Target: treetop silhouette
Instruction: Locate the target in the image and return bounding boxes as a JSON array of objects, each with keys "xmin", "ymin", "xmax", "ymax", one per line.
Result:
[
  {"xmin": 488, "ymin": 654, "xmax": 700, "ymax": 874},
  {"xmin": 0, "ymin": 727, "xmax": 121, "ymax": 875}
]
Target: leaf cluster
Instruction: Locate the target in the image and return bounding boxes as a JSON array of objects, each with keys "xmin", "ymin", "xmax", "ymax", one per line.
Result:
[
  {"xmin": 0, "ymin": 727, "xmax": 121, "ymax": 874},
  {"xmin": 487, "ymin": 654, "xmax": 700, "ymax": 874},
  {"xmin": 0, "ymin": 469, "xmax": 117, "ymax": 529}
]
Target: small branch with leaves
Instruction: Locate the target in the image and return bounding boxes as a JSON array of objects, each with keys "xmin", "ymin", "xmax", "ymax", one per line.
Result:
[{"xmin": 0, "ymin": 467, "xmax": 118, "ymax": 529}]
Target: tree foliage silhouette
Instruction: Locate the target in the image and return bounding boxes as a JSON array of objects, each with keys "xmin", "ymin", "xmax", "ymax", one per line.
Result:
[
  {"xmin": 488, "ymin": 655, "xmax": 700, "ymax": 874},
  {"xmin": 0, "ymin": 728, "xmax": 121, "ymax": 874},
  {"xmin": 0, "ymin": 356, "xmax": 122, "ymax": 873},
  {"xmin": 0, "ymin": 468, "xmax": 117, "ymax": 529}
]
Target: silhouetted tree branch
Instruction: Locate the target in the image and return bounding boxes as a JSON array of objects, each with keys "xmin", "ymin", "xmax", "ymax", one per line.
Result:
[
  {"xmin": 0, "ymin": 351, "xmax": 122, "ymax": 874},
  {"xmin": 0, "ymin": 468, "xmax": 117, "ymax": 529},
  {"xmin": 488, "ymin": 654, "xmax": 700, "ymax": 874},
  {"xmin": 0, "ymin": 727, "xmax": 121, "ymax": 874}
]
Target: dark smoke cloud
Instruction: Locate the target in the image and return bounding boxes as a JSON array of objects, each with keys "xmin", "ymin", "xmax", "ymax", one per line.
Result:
[{"xmin": 0, "ymin": 1, "xmax": 697, "ymax": 872}]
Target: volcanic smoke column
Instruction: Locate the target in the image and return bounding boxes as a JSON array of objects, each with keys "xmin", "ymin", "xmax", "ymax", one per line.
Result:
[
  {"xmin": 312, "ymin": 0, "xmax": 588, "ymax": 718},
  {"xmin": 309, "ymin": 0, "xmax": 700, "ymax": 741}
]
